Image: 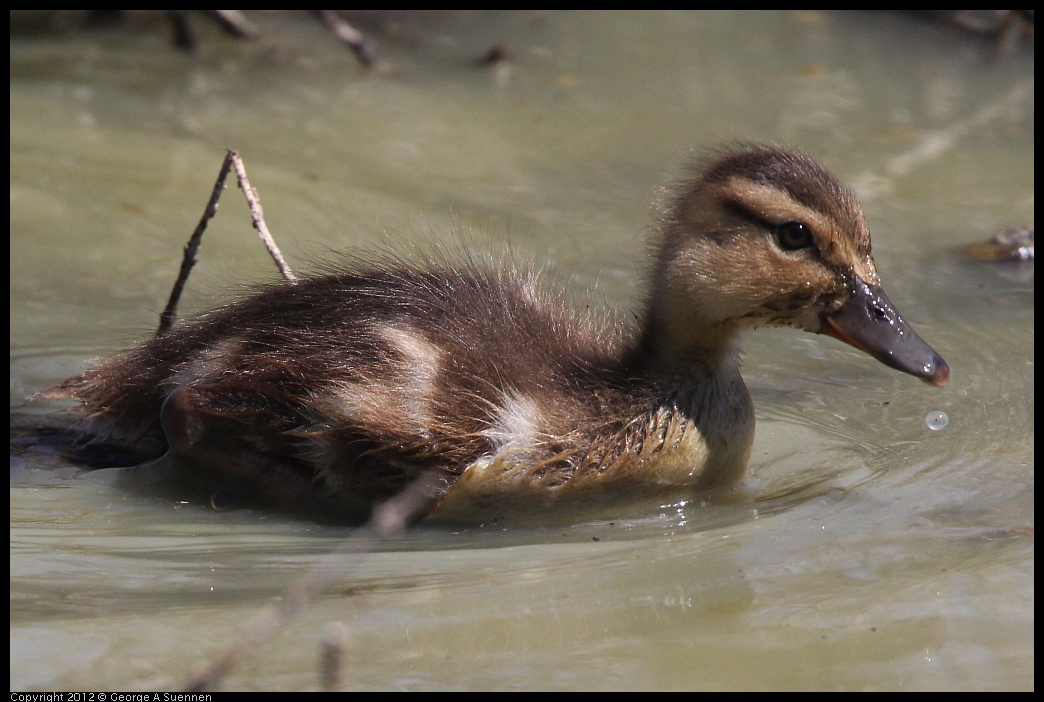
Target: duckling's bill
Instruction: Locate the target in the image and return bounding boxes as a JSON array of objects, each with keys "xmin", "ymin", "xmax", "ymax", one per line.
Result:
[{"xmin": 820, "ymin": 276, "xmax": 950, "ymax": 387}]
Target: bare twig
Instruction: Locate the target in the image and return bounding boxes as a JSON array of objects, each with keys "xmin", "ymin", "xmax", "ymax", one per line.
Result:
[
  {"xmin": 154, "ymin": 150, "xmax": 442, "ymax": 691},
  {"xmin": 156, "ymin": 152, "xmax": 235, "ymax": 337},
  {"xmin": 229, "ymin": 150, "xmax": 298, "ymax": 285},
  {"xmin": 316, "ymin": 10, "xmax": 383, "ymax": 68},
  {"xmin": 156, "ymin": 150, "xmax": 296, "ymax": 337},
  {"xmin": 184, "ymin": 468, "xmax": 451, "ymax": 692},
  {"xmin": 167, "ymin": 10, "xmax": 194, "ymax": 52},
  {"xmin": 211, "ymin": 10, "xmax": 259, "ymax": 40}
]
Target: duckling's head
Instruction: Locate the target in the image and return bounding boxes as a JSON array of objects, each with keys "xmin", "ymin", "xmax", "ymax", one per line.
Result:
[{"xmin": 647, "ymin": 144, "xmax": 948, "ymax": 386}]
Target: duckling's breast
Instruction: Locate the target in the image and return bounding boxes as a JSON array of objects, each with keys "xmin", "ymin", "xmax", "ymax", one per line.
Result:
[{"xmin": 430, "ymin": 364, "xmax": 755, "ymax": 521}]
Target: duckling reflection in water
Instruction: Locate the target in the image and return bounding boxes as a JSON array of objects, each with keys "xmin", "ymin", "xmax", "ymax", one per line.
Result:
[{"xmin": 47, "ymin": 145, "xmax": 949, "ymax": 523}]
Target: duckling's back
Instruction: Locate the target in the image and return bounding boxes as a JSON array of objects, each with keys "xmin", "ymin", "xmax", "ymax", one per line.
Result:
[{"xmin": 57, "ymin": 260, "xmax": 703, "ymax": 518}]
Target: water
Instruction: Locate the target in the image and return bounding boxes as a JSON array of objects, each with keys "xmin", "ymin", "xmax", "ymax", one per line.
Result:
[{"xmin": 10, "ymin": 11, "xmax": 1033, "ymax": 690}]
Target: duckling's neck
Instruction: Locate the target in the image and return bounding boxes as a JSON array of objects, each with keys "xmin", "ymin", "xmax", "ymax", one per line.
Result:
[{"xmin": 628, "ymin": 309, "xmax": 743, "ymax": 380}]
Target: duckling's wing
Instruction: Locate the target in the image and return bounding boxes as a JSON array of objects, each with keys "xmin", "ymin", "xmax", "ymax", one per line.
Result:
[{"xmin": 53, "ymin": 264, "xmax": 627, "ymax": 517}]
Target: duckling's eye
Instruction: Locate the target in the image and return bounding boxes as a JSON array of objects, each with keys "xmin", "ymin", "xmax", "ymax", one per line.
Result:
[{"xmin": 777, "ymin": 222, "xmax": 814, "ymax": 251}]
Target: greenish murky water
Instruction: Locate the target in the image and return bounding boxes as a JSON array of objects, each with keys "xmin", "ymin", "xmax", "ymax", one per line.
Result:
[{"xmin": 11, "ymin": 11, "xmax": 1033, "ymax": 690}]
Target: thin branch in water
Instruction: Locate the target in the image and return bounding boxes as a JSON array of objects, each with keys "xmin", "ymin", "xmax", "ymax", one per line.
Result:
[
  {"xmin": 229, "ymin": 150, "xmax": 298, "ymax": 285},
  {"xmin": 184, "ymin": 468, "xmax": 452, "ymax": 692},
  {"xmin": 152, "ymin": 147, "xmax": 428, "ymax": 691},
  {"xmin": 156, "ymin": 152, "xmax": 235, "ymax": 337},
  {"xmin": 156, "ymin": 150, "xmax": 296, "ymax": 337},
  {"xmin": 315, "ymin": 10, "xmax": 384, "ymax": 69},
  {"xmin": 320, "ymin": 621, "xmax": 350, "ymax": 691},
  {"xmin": 211, "ymin": 10, "xmax": 259, "ymax": 40},
  {"xmin": 167, "ymin": 10, "xmax": 194, "ymax": 52}
]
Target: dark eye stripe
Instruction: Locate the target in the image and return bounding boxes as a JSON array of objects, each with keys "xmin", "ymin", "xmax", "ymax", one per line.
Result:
[{"xmin": 777, "ymin": 222, "xmax": 814, "ymax": 250}]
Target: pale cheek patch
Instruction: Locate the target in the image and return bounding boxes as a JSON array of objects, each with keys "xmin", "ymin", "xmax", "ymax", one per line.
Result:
[{"xmin": 669, "ymin": 242, "xmax": 779, "ymax": 324}]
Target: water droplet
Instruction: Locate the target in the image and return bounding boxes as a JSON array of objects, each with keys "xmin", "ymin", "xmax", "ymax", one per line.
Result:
[{"xmin": 925, "ymin": 411, "xmax": 948, "ymax": 431}]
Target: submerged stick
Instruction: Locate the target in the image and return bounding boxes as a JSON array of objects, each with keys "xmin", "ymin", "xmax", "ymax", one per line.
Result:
[
  {"xmin": 155, "ymin": 150, "xmax": 297, "ymax": 337},
  {"xmin": 184, "ymin": 468, "xmax": 451, "ymax": 692},
  {"xmin": 320, "ymin": 621, "xmax": 350, "ymax": 691}
]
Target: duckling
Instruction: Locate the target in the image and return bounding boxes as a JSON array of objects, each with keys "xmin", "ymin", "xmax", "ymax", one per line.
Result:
[{"xmin": 46, "ymin": 144, "xmax": 949, "ymax": 523}]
